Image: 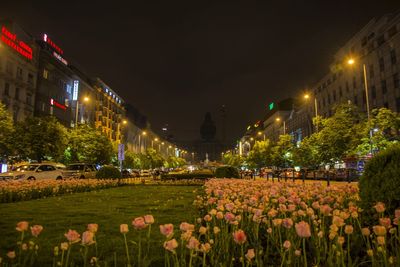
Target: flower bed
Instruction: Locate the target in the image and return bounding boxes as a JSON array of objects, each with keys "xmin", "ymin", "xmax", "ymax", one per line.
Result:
[
  {"xmin": 0, "ymin": 179, "xmax": 124, "ymax": 203},
  {"xmin": 1, "ymin": 179, "xmax": 399, "ymax": 266}
]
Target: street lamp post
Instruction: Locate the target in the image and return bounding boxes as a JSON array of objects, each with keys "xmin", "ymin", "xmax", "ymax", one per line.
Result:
[
  {"xmin": 304, "ymin": 93, "xmax": 319, "ymax": 132},
  {"xmin": 275, "ymin": 117, "xmax": 286, "ymax": 135},
  {"xmin": 75, "ymin": 97, "xmax": 89, "ymax": 127},
  {"xmin": 347, "ymin": 58, "xmax": 373, "ymax": 155},
  {"xmin": 257, "ymin": 131, "xmax": 265, "ymax": 141}
]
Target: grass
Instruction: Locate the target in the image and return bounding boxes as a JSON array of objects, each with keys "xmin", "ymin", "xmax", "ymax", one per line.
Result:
[{"xmin": 0, "ymin": 185, "xmax": 200, "ymax": 266}]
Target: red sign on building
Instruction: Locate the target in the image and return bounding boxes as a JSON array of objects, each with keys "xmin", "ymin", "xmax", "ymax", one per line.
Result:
[
  {"xmin": 50, "ymin": 98, "xmax": 67, "ymax": 111},
  {"xmin": 1, "ymin": 26, "xmax": 33, "ymax": 60}
]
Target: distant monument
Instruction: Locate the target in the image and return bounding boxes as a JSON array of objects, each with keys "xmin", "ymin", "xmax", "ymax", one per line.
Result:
[{"xmin": 200, "ymin": 112, "xmax": 216, "ymax": 141}]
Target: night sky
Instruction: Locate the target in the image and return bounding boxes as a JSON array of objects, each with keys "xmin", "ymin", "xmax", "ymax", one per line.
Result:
[{"xmin": 2, "ymin": 1, "xmax": 400, "ymax": 144}]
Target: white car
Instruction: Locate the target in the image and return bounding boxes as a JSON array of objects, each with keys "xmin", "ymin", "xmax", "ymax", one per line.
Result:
[{"xmin": 0, "ymin": 163, "xmax": 65, "ymax": 181}]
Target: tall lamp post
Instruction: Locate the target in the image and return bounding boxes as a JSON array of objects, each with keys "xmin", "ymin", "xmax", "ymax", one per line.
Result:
[
  {"xmin": 347, "ymin": 58, "xmax": 373, "ymax": 155},
  {"xmin": 75, "ymin": 96, "xmax": 89, "ymax": 127},
  {"xmin": 257, "ymin": 131, "xmax": 265, "ymax": 141},
  {"xmin": 275, "ymin": 117, "xmax": 286, "ymax": 135},
  {"xmin": 304, "ymin": 93, "xmax": 319, "ymax": 132},
  {"xmin": 138, "ymin": 131, "xmax": 147, "ymax": 153}
]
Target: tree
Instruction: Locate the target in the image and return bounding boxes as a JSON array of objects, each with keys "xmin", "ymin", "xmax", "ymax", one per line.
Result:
[
  {"xmin": 144, "ymin": 148, "xmax": 165, "ymax": 168},
  {"xmin": 315, "ymin": 103, "xmax": 366, "ymax": 165},
  {"xmin": 65, "ymin": 124, "xmax": 114, "ymax": 165},
  {"xmin": 14, "ymin": 116, "xmax": 68, "ymax": 162},
  {"xmin": 271, "ymin": 134, "xmax": 295, "ymax": 168},
  {"xmin": 246, "ymin": 140, "xmax": 272, "ymax": 170},
  {"xmin": 292, "ymin": 134, "xmax": 321, "ymax": 168},
  {"xmin": 222, "ymin": 151, "xmax": 244, "ymax": 168},
  {"xmin": 123, "ymin": 151, "xmax": 142, "ymax": 169},
  {"xmin": 356, "ymin": 108, "xmax": 400, "ymax": 156},
  {"xmin": 0, "ymin": 103, "xmax": 15, "ymax": 161},
  {"xmin": 165, "ymin": 156, "xmax": 186, "ymax": 169}
]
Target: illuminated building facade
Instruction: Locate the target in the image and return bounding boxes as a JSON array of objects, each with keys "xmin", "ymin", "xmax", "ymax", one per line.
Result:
[
  {"xmin": 0, "ymin": 20, "xmax": 38, "ymax": 122},
  {"xmin": 313, "ymin": 11, "xmax": 400, "ymax": 118},
  {"xmin": 92, "ymin": 78, "xmax": 126, "ymax": 143},
  {"xmin": 34, "ymin": 33, "xmax": 74, "ymax": 126}
]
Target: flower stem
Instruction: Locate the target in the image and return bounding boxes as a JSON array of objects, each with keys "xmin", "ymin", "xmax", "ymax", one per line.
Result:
[
  {"xmin": 303, "ymin": 238, "xmax": 307, "ymax": 267},
  {"xmin": 123, "ymin": 233, "xmax": 132, "ymax": 267}
]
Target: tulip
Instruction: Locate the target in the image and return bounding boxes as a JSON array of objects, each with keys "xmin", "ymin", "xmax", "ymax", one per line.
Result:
[{"xmin": 233, "ymin": 229, "xmax": 247, "ymax": 244}]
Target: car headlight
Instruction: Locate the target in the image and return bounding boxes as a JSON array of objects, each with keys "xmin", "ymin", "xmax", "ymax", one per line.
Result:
[{"xmin": 15, "ymin": 174, "xmax": 26, "ymax": 180}]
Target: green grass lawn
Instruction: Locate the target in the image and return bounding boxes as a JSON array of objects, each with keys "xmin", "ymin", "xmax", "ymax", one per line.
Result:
[{"xmin": 0, "ymin": 185, "xmax": 200, "ymax": 266}]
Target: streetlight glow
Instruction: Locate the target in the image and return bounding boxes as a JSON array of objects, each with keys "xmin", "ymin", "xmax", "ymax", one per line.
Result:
[
  {"xmin": 276, "ymin": 117, "xmax": 281, "ymax": 122},
  {"xmin": 257, "ymin": 131, "xmax": 262, "ymax": 136},
  {"xmin": 347, "ymin": 58, "xmax": 355, "ymax": 65},
  {"xmin": 142, "ymin": 131, "xmax": 147, "ymax": 136},
  {"xmin": 122, "ymin": 120, "xmax": 127, "ymax": 125},
  {"xmin": 304, "ymin": 94, "xmax": 310, "ymax": 99},
  {"xmin": 83, "ymin": 96, "xmax": 90, "ymax": 102}
]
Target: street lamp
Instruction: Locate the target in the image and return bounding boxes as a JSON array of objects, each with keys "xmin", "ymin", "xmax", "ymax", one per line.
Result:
[
  {"xmin": 75, "ymin": 96, "xmax": 89, "ymax": 127},
  {"xmin": 276, "ymin": 117, "xmax": 286, "ymax": 135},
  {"xmin": 257, "ymin": 131, "xmax": 265, "ymax": 141},
  {"xmin": 304, "ymin": 93, "xmax": 319, "ymax": 132},
  {"xmin": 347, "ymin": 57, "xmax": 373, "ymax": 154},
  {"xmin": 138, "ymin": 131, "xmax": 147, "ymax": 153},
  {"xmin": 152, "ymin": 138, "xmax": 159, "ymax": 149}
]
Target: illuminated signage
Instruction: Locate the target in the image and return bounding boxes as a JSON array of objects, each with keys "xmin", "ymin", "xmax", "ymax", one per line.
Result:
[
  {"xmin": 53, "ymin": 51, "xmax": 68, "ymax": 65},
  {"xmin": 1, "ymin": 26, "xmax": 33, "ymax": 60},
  {"xmin": 269, "ymin": 102, "xmax": 275, "ymax": 110},
  {"xmin": 50, "ymin": 98, "xmax": 67, "ymax": 110},
  {"xmin": 43, "ymin": 33, "xmax": 64, "ymax": 55},
  {"xmin": 72, "ymin": 80, "xmax": 79, "ymax": 101}
]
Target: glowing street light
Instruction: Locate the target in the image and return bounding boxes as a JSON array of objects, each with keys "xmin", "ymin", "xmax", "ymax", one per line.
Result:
[
  {"xmin": 303, "ymin": 92, "xmax": 319, "ymax": 132},
  {"xmin": 75, "ymin": 96, "xmax": 90, "ymax": 127},
  {"xmin": 276, "ymin": 117, "xmax": 286, "ymax": 135},
  {"xmin": 346, "ymin": 57, "xmax": 372, "ymax": 154}
]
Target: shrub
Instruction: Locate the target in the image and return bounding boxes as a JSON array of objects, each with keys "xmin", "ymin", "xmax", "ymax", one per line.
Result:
[
  {"xmin": 161, "ymin": 171, "xmax": 214, "ymax": 180},
  {"xmin": 96, "ymin": 166, "xmax": 122, "ymax": 179},
  {"xmin": 215, "ymin": 166, "xmax": 240, "ymax": 178},
  {"xmin": 359, "ymin": 144, "xmax": 400, "ymax": 224}
]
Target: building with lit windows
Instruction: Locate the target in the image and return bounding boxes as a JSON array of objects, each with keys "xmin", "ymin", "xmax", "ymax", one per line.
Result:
[
  {"xmin": 92, "ymin": 78, "xmax": 126, "ymax": 144},
  {"xmin": 34, "ymin": 33, "xmax": 74, "ymax": 126},
  {"xmin": 0, "ymin": 20, "xmax": 38, "ymax": 122},
  {"xmin": 313, "ymin": 11, "xmax": 400, "ymax": 119}
]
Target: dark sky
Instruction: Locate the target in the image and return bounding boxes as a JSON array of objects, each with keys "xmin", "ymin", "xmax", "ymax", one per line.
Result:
[{"xmin": 2, "ymin": 1, "xmax": 400, "ymax": 144}]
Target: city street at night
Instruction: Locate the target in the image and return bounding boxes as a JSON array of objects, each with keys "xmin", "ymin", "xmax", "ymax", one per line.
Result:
[{"xmin": 1, "ymin": 1, "xmax": 400, "ymax": 266}]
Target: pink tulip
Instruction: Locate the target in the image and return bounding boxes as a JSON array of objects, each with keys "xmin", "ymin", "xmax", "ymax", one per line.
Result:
[
  {"xmin": 87, "ymin": 224, "xmax": 98, "ymax": 233},
  {"xmin": 164, "ymin": 239, "xmax": 178, "ymax": 252},
  {"xmin": 233, "ymin": 229, "xmax": 247, "ymax": 244},
  {"xmin": 144, "ymin": 215, "xmax": 155, "ymax": 225},
  {"xmin": 120, "ymin": 224, "xmax": 129, "ymax": 234},
  {"xmin": 283, "ymin": 240, "xmax": 291, "ymax": 249},
  {"xmin": 186, "ymin": 236, "xmax": 200, "ymax": 250},
  {"xmin": 282, "ymin": 218, "xmax": 293, "ymax": 229},
  {"xmin": 160, "ymin": 224, "xmax": 174, "ymax": 238},
  {"xmin": 31, "ymin": 225, "xmax": 43, "ymax": 237},
  {"xmin": 374, "ymin": 202, "xmax": 385, "ymax": 213},
  {"xmin": 7, "ymin": 251, "xmax": 16, "ymax": 259},
  {"xmin": 64, "ymin": 229, "xmax": 81, "ymax": 243},
  {"xmin": 379, "ymin": 218, "xmax": 391, "ymax": 229},
  {"xmin": 16, "ymin": 221, "xmax": 29, "ymax": 232},
  {"xmin": 180, "ymin": 222, "xmax": 195, "ymax": 232},
  {"xmin": 245, "ymin": 248, "xmax": 255, "ymax": 261},
  {"xmin": 295, "ymin": 221, "xmax": 311, "ymax": 238},
  {"xmin": 132, "ymin": 217, "xmax": 147, "ymax": 230},
  {"xmin": 82, "ymin": 231, "xmax": 95, "ymax": 245}
]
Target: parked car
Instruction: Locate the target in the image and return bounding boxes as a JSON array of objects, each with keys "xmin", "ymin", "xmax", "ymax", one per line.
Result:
[
  {"xmin": 121, "ymin": 169, "xmax": 134, "ymax": 178},
  {"xmin": 278, "ymin": 168, "xmax": 301, "ymax": 179},
  {"xmin": 0, "ymin": 162, "xmax": 66, "ymax": 181},
  {"xmin": 62, "ymin": 163, "xmax": 98, "ymax": 179},
  {"xmin": 139, "ymin": 169, "xmax": 152, "ymax": 177}
]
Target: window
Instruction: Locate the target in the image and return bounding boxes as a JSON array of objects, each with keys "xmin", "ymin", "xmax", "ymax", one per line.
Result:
[
  {"xmin": 371, "ymin": 86, "xmax": 377, "ymax": 99},
  {"xmin": 381, "ymin": 80, "xmax": 387, "ymax": 94},
  {"xmin": 390, "ymin": 49, "xmax": 397, "ymax": 65},
  {"xmin": 28, "ymin": 73, "xmax": 34, "ymax": 85},
  {"xmin": 26, "ymin": 93, "xmax": 32, "ymax": 106},
  {"xmin": 369, "ymin": 64, "xmax": 374, "ymax": 78},
  {"xmin": 6, "ymin": 61, "xmax": 13, "ymax": 75},
  {"xmin": 379, "ymin": 57, "xmax": 385, "ymax": 72},
  {"xmin": 394, "ymin": 73, "xmax": 400, "ymax": 88},
  {"xmin": 17, "ymin": 67, "xmax": 23, "ymax": 79},
  {"xmin": 43, "ymin": 69, "xmax": 49, "ymax": 79},
  {"xmin": 377, "ymin": 35, "xmax": 385, "ymax": 46},
  {"xmin": 388, "ymin": 25, "xmax": 397, "ymax": 38},
  {"xmin": 15, "ymin": 87, "xmax": 20, "ymax": 100},
  {"xmin": 4, "ymin": 83, "xmax": 10, "ymax": 96}
]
